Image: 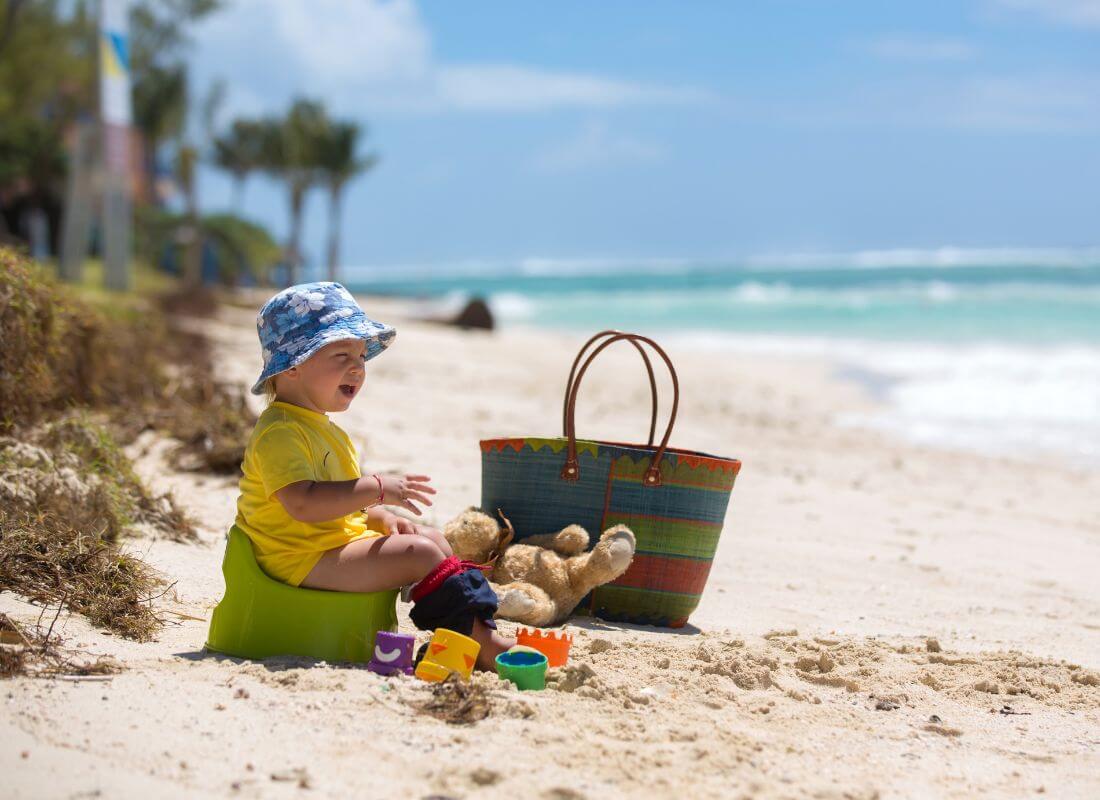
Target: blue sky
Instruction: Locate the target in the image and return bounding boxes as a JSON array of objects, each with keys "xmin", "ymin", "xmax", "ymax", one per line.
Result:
[{"xmin": 188, "ymin": 0, "xmax": 1100, "ymax": 273}]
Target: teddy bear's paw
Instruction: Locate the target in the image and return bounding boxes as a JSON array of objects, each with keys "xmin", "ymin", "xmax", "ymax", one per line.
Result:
[
  {"xmin": 521, "ymin": 524, "xmax": 589, "ymax": 556},
  {"xmin": 600, "ymin": 523, "xmax": 636, "ymax": 545},
  {"xmin": 601, "ymin": 525, "xmax": 636, "ymax": 572},
  {"xmin": 494, "ymin": 582, "xmax": 557, "ymax": 626},
  {"xmin": 497, "ymin": 587, "xmax": 538, "ymax": 618},
  {"xmin": 551, "ymin": 524, "xmax": 590, "ymax": 555}
]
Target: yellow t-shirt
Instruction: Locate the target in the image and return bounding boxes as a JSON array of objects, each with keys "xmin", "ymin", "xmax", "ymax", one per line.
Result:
[{"xmin": 235, "ymin": 401, "xmax": 383, "ymax": 586}]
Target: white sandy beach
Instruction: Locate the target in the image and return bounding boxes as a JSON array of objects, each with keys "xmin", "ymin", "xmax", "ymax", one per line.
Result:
[{"xmin": 3, "ymin": 297, "xmax": 1099, "ymax": 799}]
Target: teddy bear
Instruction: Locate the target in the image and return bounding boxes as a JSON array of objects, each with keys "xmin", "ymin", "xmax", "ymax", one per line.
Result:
[{"xmin": 442, "ymin": 508, "xmax": 637, "ymax": 627}]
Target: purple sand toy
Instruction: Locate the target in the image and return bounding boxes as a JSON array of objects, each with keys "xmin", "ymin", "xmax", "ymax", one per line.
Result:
[{"xmin": 367, "ymin": 631, "xmax": 415, "ymax": 676}]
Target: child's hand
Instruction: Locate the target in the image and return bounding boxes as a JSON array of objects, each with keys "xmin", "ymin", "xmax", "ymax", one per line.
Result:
[
  {"xmin": 379, "ymin": 473, "xmax": 436, "ymax": 515},
  {"xmin": 380, "ymin": 511, "xmax": 419, "ymax": 536}
]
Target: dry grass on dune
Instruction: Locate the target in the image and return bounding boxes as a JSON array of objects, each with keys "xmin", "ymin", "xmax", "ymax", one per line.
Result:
[
  {"xmin": 0, "ymin": 250, "xmax": 167, "ymax": 432},
  {"xmin": 134, "ymin": 323, "xmax": 257, "ymax": 475},
  {"xmin": 1, "ymin": 414, "xmax": 195, "ymax": 541},
  {"xmin": 0, "ymin": 415, "xmax": 183, "ymax": 644},
  {"xmin": 0, "ymin": 247, "xmax": 255, "ymax": 654},
  {"xmin": 0, "ymin": 513, "xmax": 169, "ymax": 643},
  {"xmin": 0, "ymin": 611, "xmax": 123, "ymax": 679},
  {"xmin": 0, "ymin": 247, "xmax": 256, "ymax": 473}
]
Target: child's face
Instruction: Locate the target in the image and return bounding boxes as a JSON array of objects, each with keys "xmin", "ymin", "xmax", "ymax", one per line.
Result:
[{"xmin": 280, "ymin": 338, "xmax": 367, "ymax": 413}]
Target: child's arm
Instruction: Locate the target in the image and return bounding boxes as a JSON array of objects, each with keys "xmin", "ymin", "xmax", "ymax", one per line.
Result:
[{"xmin": 274, "ymin": 474, "xmax": 434, "ymax": 523}]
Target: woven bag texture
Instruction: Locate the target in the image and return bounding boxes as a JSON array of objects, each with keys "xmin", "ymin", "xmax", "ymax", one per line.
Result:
[{"xmin": 480, "ymin": 436, "xmax": 739, "ymax": 627}]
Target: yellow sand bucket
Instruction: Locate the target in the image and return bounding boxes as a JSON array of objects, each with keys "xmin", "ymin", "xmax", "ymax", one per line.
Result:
[{"xmin": 414, "ymin": 628, "xmax": 480, "ymax": 682}]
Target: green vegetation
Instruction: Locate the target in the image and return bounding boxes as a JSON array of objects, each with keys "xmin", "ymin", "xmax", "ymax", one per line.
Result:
[
  {"xmin": 0, "ymin": 247, "xmax": 256, "ymax": 644},
  {"xmin": 0, "ymin": 248, "xmax": 159, "ymax": 430},
  {"xmin": 1, "ymin": 248, "xmax": 257, "ymax": 469},
  {"xmin": 0, "ymin": 1, "xmax": 220, "ymax": 251},
  {"xmin": 2, "ymin": 2, "xmax": 377, "ymax": 287},
  {"xmin": 316, "ymin": 120, "xmax": 378, "ymax": 283},
  {"xmin": 0, "ymin": 2, "xmax": 93, "ymax": 236},
  {"xmin": 202, "ymin": 213, "xmax": 282, "ymax": 284},
  {"xmin": 0, "ymin": 249, "xmax": 191, "ymax": 640},
  {"xmin": 210, "ymin": 99, "xmax": 379, "ymax": 284},
  {"xmin": 134, "ymin": 206, "xmax": 280, "ymax": 286}
]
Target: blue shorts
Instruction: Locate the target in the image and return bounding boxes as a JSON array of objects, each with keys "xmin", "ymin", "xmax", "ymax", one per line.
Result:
[{"xmin": 409, "ymin": 568, "xmax": 498, "ymax": 635}]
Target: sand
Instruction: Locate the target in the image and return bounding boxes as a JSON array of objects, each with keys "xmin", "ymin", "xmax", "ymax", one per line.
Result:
[{"xmin": 3, "ymin": 297, "xmax": 1099, "ymax": 799}]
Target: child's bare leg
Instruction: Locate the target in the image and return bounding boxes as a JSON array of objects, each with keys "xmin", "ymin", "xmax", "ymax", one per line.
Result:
[
  {"xmin": 304, "ymin": 535, "xmax": 509, "ymax": 670},
  {"xmin": 469, "ymin": 617, "xmax": 515, "ymax": 672},
  {"xmin": 414, "ymin": 525, "xmax": 453, "ymax": 557},
  {"xmin": 301, "ymin": 535, "xmax": 446, "ymax": 593}
]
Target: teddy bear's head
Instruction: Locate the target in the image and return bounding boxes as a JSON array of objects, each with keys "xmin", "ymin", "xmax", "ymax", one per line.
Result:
[{"xmin": 441, "ymin": 507, "xmax": 502, "ymax": 563}]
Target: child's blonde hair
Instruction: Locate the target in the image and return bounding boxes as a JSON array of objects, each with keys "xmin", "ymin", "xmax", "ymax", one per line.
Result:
[{"xmin": 262, "ymin": 377, "xmax": 277, "ymax": 404}]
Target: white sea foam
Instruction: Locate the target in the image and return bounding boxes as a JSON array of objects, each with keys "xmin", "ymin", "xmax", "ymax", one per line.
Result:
[
  {"xmin": 489, "ymin": 291, "xmax": 537, "ymax": 319},
  {"xmin": 924, "ymin": 280, "xmax": 957, "ymax": 302},
  {"xmin": 855, "ymin": 344, "xmax": 1100, "ymax": 461},
  {"xmin": 667, "ymin": 332, "xmax": 1100, "ymax": 466},
  {"xmin": 516, "ymin": 256, "xmax": 692, "ymax": 277},
  {"xmin": 347, "ymin": 246, "xmax": 1100, "ymax": 282},
  {"xmin": 743, "ymin": 246, "xmax": 1100, "ymax": 271},
  {"xmin": 728, "ymin": 282, "xmax": 794, "ymax": 304}
]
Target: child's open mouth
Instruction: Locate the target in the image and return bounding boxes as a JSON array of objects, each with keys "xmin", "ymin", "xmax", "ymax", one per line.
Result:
[{"xmin": 339, "ymin": 384, "xmax": 357, "ymax": 398}]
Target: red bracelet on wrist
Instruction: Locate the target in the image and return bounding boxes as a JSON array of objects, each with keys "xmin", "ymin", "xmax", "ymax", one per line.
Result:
[{"xmin": 372, "ymin": 473, "xmax": 384, "ymax": 506}]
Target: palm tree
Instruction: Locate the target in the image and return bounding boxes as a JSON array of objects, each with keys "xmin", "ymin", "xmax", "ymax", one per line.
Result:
[
  {"xmin": 129, "ymin": 0, "xmax": 221, "ymax": 207},
  {"xmin": 257, "ymin": 99, "xmax": 328, "ymax": 285},
  {"xmin": 212, "ymin": 119, "xmax": 263, "ymax": 212},
  {"xmin": 131, "ymin": 63, "xmax": 187, "ymax": 205},
  {"xmin": 316, "ymin": 121, "xmax": 377, "ymax": 283},
  {"xmin": 175, "ymin": 142, "xmax": 202, "ymax": 286}
]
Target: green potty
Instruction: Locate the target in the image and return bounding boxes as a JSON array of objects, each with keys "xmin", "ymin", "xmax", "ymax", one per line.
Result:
[{"xmin": 206, "ymin": 526, "xmax": 398, "ymax": 663}]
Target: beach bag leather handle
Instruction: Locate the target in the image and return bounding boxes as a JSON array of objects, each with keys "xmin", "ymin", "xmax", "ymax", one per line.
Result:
[
  {"xmin": 561, "ymin": 331, "xmax": 680, "ymax": 487},
  {"xmin": 563, "ymin": 330, "xmax": 659, "ymax": 447}
]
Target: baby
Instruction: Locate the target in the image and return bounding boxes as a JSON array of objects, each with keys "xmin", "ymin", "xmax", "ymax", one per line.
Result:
[{"xmin": 234, "ymin": 282, "xmax": 513, "ymax": 670}]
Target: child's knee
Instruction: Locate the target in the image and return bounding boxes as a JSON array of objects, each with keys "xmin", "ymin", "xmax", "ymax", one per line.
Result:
[
  {"xmin": 419, "ymin": 527, "xmax": 453, "ymax": 556},
  {"xmin": 407, "ymin": 536, "xmax": 446, "ymax": 570}
]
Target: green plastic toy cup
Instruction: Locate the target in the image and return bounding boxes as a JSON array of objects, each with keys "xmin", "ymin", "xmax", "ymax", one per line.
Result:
[{"xmin": 495, "ymin": 649, "xmax": 548, "ymax": 691}]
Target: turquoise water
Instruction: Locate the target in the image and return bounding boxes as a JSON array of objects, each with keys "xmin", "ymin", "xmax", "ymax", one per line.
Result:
[
  {"xmin": 346, "ymin": 254, "xmax": 1100, "ymax": 465},
  {"xmin": 347, "ymin": 260, "xmax": 1100, "ymax": 345}
]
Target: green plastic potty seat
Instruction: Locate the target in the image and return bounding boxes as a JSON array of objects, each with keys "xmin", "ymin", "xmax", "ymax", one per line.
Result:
[{"xmin": 206, "ymin": 526, "xmax": 398, "ymax": 663}]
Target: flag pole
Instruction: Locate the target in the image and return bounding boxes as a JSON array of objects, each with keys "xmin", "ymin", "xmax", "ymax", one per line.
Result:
[{"xmin": 99, "ymin": 0, "xmax": 133, "ymax": 291}]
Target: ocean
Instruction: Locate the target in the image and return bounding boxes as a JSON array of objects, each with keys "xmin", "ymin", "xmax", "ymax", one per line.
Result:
[{"xmin": 345, "ymin": 249, "xmax": 1100, "ymax": 466}]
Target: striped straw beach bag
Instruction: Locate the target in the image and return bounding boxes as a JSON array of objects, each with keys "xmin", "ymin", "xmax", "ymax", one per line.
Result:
[{"xmin": 480, "ymin": 331, "xmax": 741, "ymax": 628}]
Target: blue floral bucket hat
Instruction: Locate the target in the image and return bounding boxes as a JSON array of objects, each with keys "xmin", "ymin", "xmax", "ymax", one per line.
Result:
[{"xmin": 251, "ymin": 282, "xmax": 396, "ymax": 395}]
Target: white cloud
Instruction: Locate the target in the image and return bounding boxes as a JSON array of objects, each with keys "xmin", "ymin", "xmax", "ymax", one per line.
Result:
[
  {"xmin": 533, "ymin": 122, "xmax": 663, "ymax": 172},
  {"xmin": 862, "ymin": 35, "xmax": 978, "ymax": 62},
  {"xmin": 944, "ymin": 75, "xmax": 1100, "ymax": 131},
  {"xmin": 196, "ymin": 0, "xmax": 712, "ymax": 115},
  {"xmin": 786, "ymin": 72, "xmax": 1100, "ymax": 132},
  {"xmin": 435, "ymin": 65, "xmax": 708, "ymax": 112},
  {"xmin": 991, "ymin": 0, "xmax": 1100, "ymax": 28},
  {"xmin": 270, "ymin": 0, "xmax": 431, "ymax": 82}
]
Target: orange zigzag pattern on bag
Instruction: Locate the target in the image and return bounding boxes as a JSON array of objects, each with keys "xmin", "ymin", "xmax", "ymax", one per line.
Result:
[
  {"xmin": 479, "ymin": 438, "xmax": 526, "ymax": 454},
  {"xmin": 674, "ymin": 453, "xmax": 741, "ymax": 475},
  {"xmin": 479, "ymin": 438, "xmax": 601, "ymax": 458}
]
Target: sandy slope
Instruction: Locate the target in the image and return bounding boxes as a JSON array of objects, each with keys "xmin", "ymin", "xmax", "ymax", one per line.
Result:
[{"xmin": 3, "ymin": 298, "xmax": 1099, "ymax": 799}]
